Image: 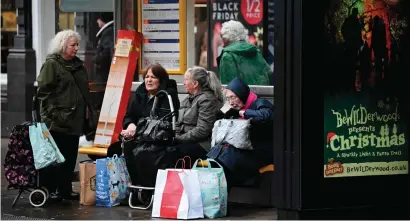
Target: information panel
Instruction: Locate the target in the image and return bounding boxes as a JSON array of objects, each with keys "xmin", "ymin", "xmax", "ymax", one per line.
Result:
[{"xmin": 138, "ymin": 0, "xmax": 186, "ymax": 74}]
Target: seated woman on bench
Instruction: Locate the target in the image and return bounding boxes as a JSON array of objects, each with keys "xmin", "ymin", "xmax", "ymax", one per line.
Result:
[
  {"xmin": 172, "ymin": 66, "xmax": 224, "ymax": 167},
  {"xmin": 214, "ymin": 77, "xmax": 274, "ymax": 189},
  {"xmin": 107, "ymin": 63, "xmax": 180, "ymax": 184}
]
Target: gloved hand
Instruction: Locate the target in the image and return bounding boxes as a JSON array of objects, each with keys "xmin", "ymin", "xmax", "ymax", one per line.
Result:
[
  {"xmin": 224, "ymin": 108, "xmax": 240, "ymax": 119},
  {"xmin": 215, "ymin": 110, "xmax": 225, "ymax": 120}
]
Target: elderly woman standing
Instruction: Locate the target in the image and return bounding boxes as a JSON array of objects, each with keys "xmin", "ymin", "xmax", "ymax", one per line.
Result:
[
  {"xmin": 173, "ymin": 67, "xmax": 224, "ymax": 165},
  {"xmin": 37, "ymin": 30, "xmax": 91, "ymax": 200},
  {"xmin": 217, "ymin": 20, "xmax": 272, "ymax": 85}
]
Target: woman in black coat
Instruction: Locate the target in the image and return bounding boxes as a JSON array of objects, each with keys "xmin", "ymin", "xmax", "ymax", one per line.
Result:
[
  {"xmin": 107, "ymin": 64, "xmax": 180, "ymax": 184},
  {"xmin": 121, "ymin": 65, "xmax": 180, "ymax": 136}
]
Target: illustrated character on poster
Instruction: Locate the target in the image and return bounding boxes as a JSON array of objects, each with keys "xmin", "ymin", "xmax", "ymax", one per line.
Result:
[{"xmin": 325, "ymin": 0, "xmax": 408, "ymax": 93}]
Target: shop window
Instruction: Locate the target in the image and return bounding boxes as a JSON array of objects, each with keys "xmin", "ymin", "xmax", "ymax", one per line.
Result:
[
  {"xmin": 208, "ymin": 0, "xmax": 273, "ymax": 86},
  {"xmin": 1, "ymin": 1, "xmax": 17, "ymax": 73}
]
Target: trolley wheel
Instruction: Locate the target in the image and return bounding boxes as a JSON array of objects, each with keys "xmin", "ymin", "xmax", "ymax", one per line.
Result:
[
  {"xmin": 29, "ymin": 189, "xmax": 47, "ymax": 207},
  {"xmin": 40, "ymin": 187, "xmax": 50, "ymax": 198}
]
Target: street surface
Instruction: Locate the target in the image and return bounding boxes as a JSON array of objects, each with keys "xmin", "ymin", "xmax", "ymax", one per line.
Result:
[{"xmin": 0, "ymin": 138, "xmax": 277, "ymax": 220}]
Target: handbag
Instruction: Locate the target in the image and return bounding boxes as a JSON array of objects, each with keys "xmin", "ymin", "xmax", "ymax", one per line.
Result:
[
  {"xmin": 211, "ymin": 119, "xmax": 253, "ymax": 150},
  {"xmin": 134, "ymin": 90, "xmax": 176, "ymax": 144}
]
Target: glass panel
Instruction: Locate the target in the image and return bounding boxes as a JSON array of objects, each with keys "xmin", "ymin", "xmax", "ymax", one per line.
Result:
[
  {"xmin": 195, "ymin": 5, "xmax": 208, "ymax": 69},
  {"xmin": 122, "ymin": 0, "xmax": 137, "ymax": 31},
  {"xmin": 209, "ymin": 0, "xmax": 272, "ymax": 85}
]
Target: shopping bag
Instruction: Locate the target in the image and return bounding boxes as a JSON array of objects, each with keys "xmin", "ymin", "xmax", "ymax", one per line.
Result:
[
  {"xmin": 152, "ymin": 157, "xmax": 204, "ymax": 219},
  {"xmin": 28, "ymin": 122, "xmax": 65, "ymax": 169},
  {"xmin": 95, "ymin": 154, "xmax": 130, "ymax": 207},
  {"xmin": 79, "ymin": 160, "xmax": 96, "ymax": 206},
  {"xmin": 192, "ymin": 158, "xmax": 228, "ymax": 218}
]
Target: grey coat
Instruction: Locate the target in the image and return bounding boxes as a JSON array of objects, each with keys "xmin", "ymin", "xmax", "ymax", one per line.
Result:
[{"xmin": 175, "ymin": 89, "xmax": 223, "ymax": 151}]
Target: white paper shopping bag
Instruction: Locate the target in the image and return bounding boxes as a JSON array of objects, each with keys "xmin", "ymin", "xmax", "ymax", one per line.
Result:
[{"xmin": 152, "ymin": 169, "xmax": 204, "ymax": 220}]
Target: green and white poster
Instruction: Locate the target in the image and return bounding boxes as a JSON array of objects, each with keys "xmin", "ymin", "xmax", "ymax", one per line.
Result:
[{"xmin": 324, "ymin": 93, "xmax": 408, "ymax": 178}]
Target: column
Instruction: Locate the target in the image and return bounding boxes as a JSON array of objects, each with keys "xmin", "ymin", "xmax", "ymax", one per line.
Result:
[
  {"xmin": 32, "ymin": 0, "xmax": 56, "ymax": 76},
  {"xmin": 4, "ymin": 0, "xmax": 36, "ymax": 135}
]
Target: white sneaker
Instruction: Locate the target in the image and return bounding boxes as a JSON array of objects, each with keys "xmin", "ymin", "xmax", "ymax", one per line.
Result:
[{"xmin": 79, "ymin": 135, "xmax": 93, "ymax": 147}]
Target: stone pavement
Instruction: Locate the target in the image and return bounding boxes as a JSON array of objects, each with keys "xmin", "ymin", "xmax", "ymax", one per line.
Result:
[{"xmin": 0, "ymin": 138, "xmax": 277, "ymax": 220}]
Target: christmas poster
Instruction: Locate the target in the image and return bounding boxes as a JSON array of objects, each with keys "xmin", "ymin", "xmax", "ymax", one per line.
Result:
[{"xmin": 324, "ymin": 0, "xmax": 410, "ymax": 178}]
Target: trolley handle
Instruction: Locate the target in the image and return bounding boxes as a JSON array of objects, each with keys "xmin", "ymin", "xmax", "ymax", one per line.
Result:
[
  {"xmin": 32, "ymin": 81, "xmax": 39, "ymax": 123},
  {"xmin": 150, "ymin": 90, "xmax": 176, "ymax": 131}
]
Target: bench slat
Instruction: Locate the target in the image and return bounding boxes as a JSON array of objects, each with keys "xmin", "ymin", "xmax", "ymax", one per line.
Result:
[{"xmin": 78, "ymin": 146, "xmax": 108, "ymax": 156}]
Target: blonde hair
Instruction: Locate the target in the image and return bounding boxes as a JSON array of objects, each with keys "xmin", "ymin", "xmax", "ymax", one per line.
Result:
[
  {"xmin": 185, "ymin": 66, "xmax": 224, "ymax": 102},
  {"xmin": 47, "ymin": 29, "xmax": 81, "ymax": 55}
]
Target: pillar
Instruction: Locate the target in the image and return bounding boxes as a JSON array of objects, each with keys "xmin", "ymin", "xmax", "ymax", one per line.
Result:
[{"xmin": 3, "ymin": 0, "xmax": 36, "ymax": 135}]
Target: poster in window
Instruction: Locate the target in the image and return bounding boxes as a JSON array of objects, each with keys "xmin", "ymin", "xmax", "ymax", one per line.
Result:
[
  {"xmin": 210, "ymin": 0, "xmax": 269, "ymax": 85},
  {"xmin": 323, "ymin": 0, "xmax": 410, "ymax": 178}
]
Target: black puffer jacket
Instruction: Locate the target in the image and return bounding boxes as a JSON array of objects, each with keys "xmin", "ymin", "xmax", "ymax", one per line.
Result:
[{"xmin": 122, "ymin": 79, "xmax": 180, "ymax": 129}]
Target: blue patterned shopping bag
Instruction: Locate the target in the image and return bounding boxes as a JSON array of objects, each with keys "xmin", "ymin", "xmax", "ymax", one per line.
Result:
[
  {"xmin": 192, "ymin": 158, "xmax": 228, "ymax": 218},
  {"xmin": 96, "ymin": 154, "xmax": 130, "ymax": 207}
]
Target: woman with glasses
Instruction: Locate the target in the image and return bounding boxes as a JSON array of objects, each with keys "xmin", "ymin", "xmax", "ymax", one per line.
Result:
[{"xmin": 217, "ymin": 77, "xmax": 274, "ymax": 190}]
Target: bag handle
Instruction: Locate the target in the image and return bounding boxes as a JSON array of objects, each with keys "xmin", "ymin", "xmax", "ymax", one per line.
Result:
[
  {"xmin": 173, "ymin": 156, "xmax": 192, "ymax": 171},
  {"xmin": 192, "ymin": 158, "xmax": 223, "ymax": 169},
  {"xmin": 192, "ymin": 159, "xmax": 211, "ymax": 169},
  {"xmin": 150, "ymin": 90, "xmax": 176, "ymax": 131},
  {"xmin": 205, "ymin": 158, "xmax": 224, "ymax": 169},
  {"xmin": 174, "ymin": 158, "xmax": 186, "ymax": 170}
]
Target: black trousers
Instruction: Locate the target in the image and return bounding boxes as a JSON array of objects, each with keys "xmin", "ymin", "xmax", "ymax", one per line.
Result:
[
  {"xmin": 41, "ymin": 131, "xmax": 79, "ymax": 195},
  {"xmin": 174, "ymin": 143, "xmax": 208, "ymax": 168}
]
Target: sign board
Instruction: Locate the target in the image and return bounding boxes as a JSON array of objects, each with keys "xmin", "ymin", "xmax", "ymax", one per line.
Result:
[
  {"xmin": 137, "ymin": 0, "xmax": 187, "ymax": 74},
  {"xmin": 324, "ymin": 92, "xmax": 409, "ymax": 178},
  {"xmin": 93, "ymin": 30, "xmax": 143, "ymax": 147},
  {"xmin": 60, "ymin": 0, "xmax": 114, "ymax": 12}
]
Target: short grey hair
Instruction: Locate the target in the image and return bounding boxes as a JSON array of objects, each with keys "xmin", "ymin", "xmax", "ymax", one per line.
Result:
[
  {"xmin": 220, "ymin": 20, "xmax": 248, "ymax": 44},
  {"xmin": 185, "ymin": 66, "xmax": 224, "ymax": 102},
  {"xmin": 47, "ymin": 29, "xmax": 81, "ymax": 55}
]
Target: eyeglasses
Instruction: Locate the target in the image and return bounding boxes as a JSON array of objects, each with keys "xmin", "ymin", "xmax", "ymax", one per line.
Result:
[{"xmin": 225, "ymin": 96, "xmax": 239, "ymax": 102}]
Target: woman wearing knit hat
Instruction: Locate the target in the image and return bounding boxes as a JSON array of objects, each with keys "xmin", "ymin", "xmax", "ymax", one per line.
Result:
[{"xmin": 216, "ymin": 77, "xmax": 274, "ymax": 187}]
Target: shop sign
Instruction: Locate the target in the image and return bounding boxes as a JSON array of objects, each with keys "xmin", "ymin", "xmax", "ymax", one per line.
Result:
[{"xmin": 60, "ymin": 0, "xmax": 113, "ymax": 12}]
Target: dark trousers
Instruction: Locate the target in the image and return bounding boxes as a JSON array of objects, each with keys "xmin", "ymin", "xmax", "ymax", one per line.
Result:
[
  {"xmin": 41, "ymin": 131, "xmax": 79, "ymax": 195},
  {"xmin": 175, "ymin": 143, "xmax": 208, "ymax": 168}
]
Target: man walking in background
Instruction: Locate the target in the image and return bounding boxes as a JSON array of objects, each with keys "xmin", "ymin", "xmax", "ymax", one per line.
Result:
[{"xmin": 93, "ymin": 12, "xmax": 114, "ymax": 82}]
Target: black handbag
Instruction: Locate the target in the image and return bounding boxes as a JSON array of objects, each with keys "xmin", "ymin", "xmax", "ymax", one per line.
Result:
[{"xmin": 134, "ymin": 90, "xmax": 177, "ymax": 144}]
